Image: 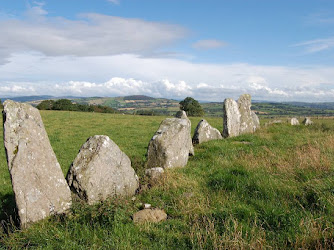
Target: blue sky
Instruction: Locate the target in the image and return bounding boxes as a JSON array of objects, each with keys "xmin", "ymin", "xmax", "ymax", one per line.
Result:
[{"xmin": 0, "ymin": 0, "xmax": 334, "ymax": 101}]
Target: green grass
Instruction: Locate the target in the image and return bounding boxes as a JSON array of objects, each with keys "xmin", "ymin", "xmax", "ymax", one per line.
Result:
[{"xmin": 1, "ymin": 111, "xmax": 334, "ymax": 248}]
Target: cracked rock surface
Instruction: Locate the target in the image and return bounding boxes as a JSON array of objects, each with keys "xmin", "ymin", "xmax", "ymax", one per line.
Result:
[
  {"xmin": 67, "ymin": 135, "xmax": 139, "ymax": 205},
  {"xmin": 146, "ymin": 117, "xmax": 192, "ymax": 169},
  {"xmin": 3, "ymin": 100, "xmax": 71, "ymax": 228},
  {"xmin": 192, "ymin": 119, "xmax": 222, "ymax": 144},
  {"xmin": 223, "ymin": 98, "xmax": 241, "ymax": 138}
]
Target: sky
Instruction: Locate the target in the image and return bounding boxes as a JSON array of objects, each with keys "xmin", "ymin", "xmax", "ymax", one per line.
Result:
[{"xmin": 0, "ymin": 0, "xmax": 334, "ymax": 102}]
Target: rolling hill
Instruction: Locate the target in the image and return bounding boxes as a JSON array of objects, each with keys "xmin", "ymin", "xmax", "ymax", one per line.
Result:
[{"xmin": 2, "ymin": 95, "xmax": 334, "ymax": 117}]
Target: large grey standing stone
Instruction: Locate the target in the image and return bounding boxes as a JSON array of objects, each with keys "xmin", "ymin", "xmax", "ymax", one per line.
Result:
[
  {"xmin": 251, "ymin": 111, "xmax": 260, "ymax": 132},
  {"xmin": 302, "ymin": 117, "xmax": 313, "ymax": 126},
  {"xmin": 175, "ymin": 110, "xmax": 194, "ymax": 156},
  {"xmin": 3, "ymin": 100, "xmax": 71, "ymax": 228},
  {"xmin": 238, "ymin": 94, "xmax": 255, "ymax": 134},
  {"xmin": 223, "ymin": 98, "xmax": 241, "ymax": 138},
  {"xmin": 146, "ymin": 118, "xmax": 191, "ymax": 169},
  {"xmin": 192, "ymin": 119, "xmax": 222, "ymax": 144},
  {"xmin": 290, "ymin": 118, "xmax": 300, "ymax": 125},
  {"xmin": 67, "ymin": 135, "xmax": 139, "ymax": 205}
]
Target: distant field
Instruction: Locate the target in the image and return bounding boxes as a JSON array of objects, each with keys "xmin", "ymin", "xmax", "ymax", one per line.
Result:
[
  {"xmin": 1, "ymin": 111, "xmax": 334, "ymax": 248},
  {"xmin": 76, "ymin": 97, "xmax": 334, "ymax": 117},
  {"xmin": 7, "ymin": 95, "xmax": 334, "ymax": 117}
]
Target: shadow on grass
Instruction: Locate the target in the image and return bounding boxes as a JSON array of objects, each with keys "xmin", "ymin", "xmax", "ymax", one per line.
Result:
[{"xmin": 0, "ymin": 193, "xmax": 19, "ymax": 233}]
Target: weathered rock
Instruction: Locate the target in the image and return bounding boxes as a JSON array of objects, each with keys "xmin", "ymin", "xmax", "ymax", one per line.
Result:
[
  {"xmin": 145, "ymin": 167, "xmax": 164, "ymax": 180},
  {"xmin": 175, "ymin": 111, "xmax": 194, "ymax": 156},
  {"xmin": 290, "ymin": 118, "xmax": 300, "ymax": 125},
  {"xmin": 303, "ymin": 117, "xmax": 313, "ymax": 126},
  {"xmin": 238, "ymin": 94, "xmax": 255, "ymax": 134},
  {"xmin": 223, "ymin": 98, "xmax": 241, "ymax": 138},
  {"xmin": 133, "ymin": 209, "xmax": 167, "ymax": 224},
  {"xmin": 175, "ymin": 110, "xmax": 188, "ymax": 119},
  {"xmin": 251, "ymin": 111, "xmax": 260, "ymax": 132},
  {"xmin": 3, "ymin": 100, "xmax": 71, "ymax": 228},
  {"xmin": 146, "ymin": 118, "xmax": 191, "ymax": 169},
  {"xmin": 192, "ymin": 119, "xmax": 222, "ymax": 144},
  {"xmin": 67, "ymin": 135, "xmax": 139, "ymax": 205}
]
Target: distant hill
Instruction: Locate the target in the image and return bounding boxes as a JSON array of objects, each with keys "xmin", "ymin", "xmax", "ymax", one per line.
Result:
[
  {"xmin": 2, "ymin": 95, "xmax": 334, "ymax": 117},
  {"xmin": 283, "ymin": 102, "xmax": 334, "ymax": 110},
  {"xmin": 123, "ymin": 95, "xmax": 155, "ymax": 100},
  {"xmin": 1, "ymin": 95, "xmax": 54, "ymax": 103}
]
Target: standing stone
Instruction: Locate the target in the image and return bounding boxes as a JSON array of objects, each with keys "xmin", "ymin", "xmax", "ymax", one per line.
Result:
[
  {"xmin": 302, "ymin": 117, "xmax": 313, "ymax": 126},
  {"xmin": 175, "ymin": 110, "xmax": 194, "ymax": 156},
  {"xmin": 251, "ymin": 111, "xmax": 260, "ymax": 132},
  {"xmin": 145, "ymin": 167, "xmax": 165, "ymax": 180},
  {"xmin": 290, "ymin": 118, "xmax": 300, "ymax": 125},
  {"xmin": 67, "ymin": 135, "xmax": 139, "ymax": 205},
  {"xmin": 223, "ymin": 98, "xmax": 241, "ymax": 138},
  {"xmin": 175, "ymin": 110, "xmax": 188, "ymax": 119},
  {"xmin": 238, "ymin": 94, "xmax": 255, "ymax": 134},
  {"xmin": 146, "ymin": 118, "xmax": 191, "ymax": 169},
  {"xmin": 192, "ymin": 119, "xmax": 223, "ymax": 144},
  {"xmin": 3, "ymin": 100, "xmax": 71, "ymax": 228}
]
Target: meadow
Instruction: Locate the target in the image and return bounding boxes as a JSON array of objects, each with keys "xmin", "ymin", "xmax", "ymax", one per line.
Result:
[{"xmin": 0, "ymin": 110, "xmax": 334, "ymax": 248}]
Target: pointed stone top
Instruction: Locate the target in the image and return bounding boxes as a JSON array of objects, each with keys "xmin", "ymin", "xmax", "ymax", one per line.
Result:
[{"xmin": 175, "ymin": 110, "xmax": 188, "ymax": 119}]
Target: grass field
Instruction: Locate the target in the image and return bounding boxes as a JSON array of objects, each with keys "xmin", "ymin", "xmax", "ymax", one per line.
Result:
[{"xmin": 1, "ymin": 110, "xmax": 334, "ymax": 248}]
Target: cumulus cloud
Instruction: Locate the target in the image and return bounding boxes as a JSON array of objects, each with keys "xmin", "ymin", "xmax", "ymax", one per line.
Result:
[
  {"xmin": 1, "ymin": 52, "xmax": 334, "ymax": 101},
  {"xmin": 1, "ymin": 78, "xmax": 193, "ymax": 99},
  {"xmin": 0, "ymin": 4, "xmax": 333, "ymax": 102},
  {"xmin": 192, "ymin": 39, "xmax": 227, "ymax": 50},
  {"xmin": 0, "ymin": 3, "xmax": 186, "ymax": 64}
]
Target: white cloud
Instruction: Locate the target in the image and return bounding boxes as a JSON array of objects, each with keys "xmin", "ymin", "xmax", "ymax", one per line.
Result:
[
  {"xmin": 1, "ymin": 52, "xmax": 334, "ymax": 102},
  {"xmin": 293, "ymin": 37, "xmax": 334, "ymax": 53},
  {"xmin": 0, "ymin": 3, "xmax": 187, "ymax": 64},
  {"xmin": 192, "ymin": 39, "xmax": 227, "ymax": 50},
  {"xmin": 26, "ymin": 1, "xmax": 48, "ymax": 18},
  {"xmin": 306, "ymin": 12, "xmax": 334, "ymax": 25},
  {"xmin": 107, "ymin": 0, "xmax": 120, "ymax": 4},
  {"xmin": 0, "ymin": 3, "xmax": 333, "ymax": 102}
]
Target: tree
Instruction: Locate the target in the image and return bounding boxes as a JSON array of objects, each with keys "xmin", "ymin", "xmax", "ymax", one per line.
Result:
[
  {"xmin": 37, "ymin": 100, "xmax": 55, "ymax": 110},
  {"xmin": 53, "ymin": 99, "xmax": 75, "ymax": 111},
  {"xmin": 179, "ymin": 97, "xmax": 204, "ymax": 117}
]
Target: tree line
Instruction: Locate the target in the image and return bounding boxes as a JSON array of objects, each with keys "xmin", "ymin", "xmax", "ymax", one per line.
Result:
[
  {"xmin": 1, "ymin": 97, "xmax": 205, "ymax": 116},
  {"xmin": 37, "ymin": 99, "xmax": 119, "ymax": 114}
]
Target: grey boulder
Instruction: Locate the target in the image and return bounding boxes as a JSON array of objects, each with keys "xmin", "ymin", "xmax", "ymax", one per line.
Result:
[
  {"xmin": 290, "ymin": 118, "xmax": 300, "ymax": 125},
  {"xmin": 3, "ymin": 100, "xmax": 71, "ymax": 228},
  {"xmin": 146, "ymin": 118, "xmax": 192, "ymax": 169},
  {"xmin": 67, "ymin": 135, "xmax": 139, "ymax": 205},
  {"xmin": 192, "ymin": 119, "xmax": 222, "ymax": 144},
  {"xmin": 303, "ymin": 117, "xmax": 313, "ymax": 126}
]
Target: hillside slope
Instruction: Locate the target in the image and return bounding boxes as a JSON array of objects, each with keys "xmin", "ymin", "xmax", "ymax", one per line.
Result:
[{"xmin": 0, "ymin": 112, "xmax": 333, "ymax": 248}]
